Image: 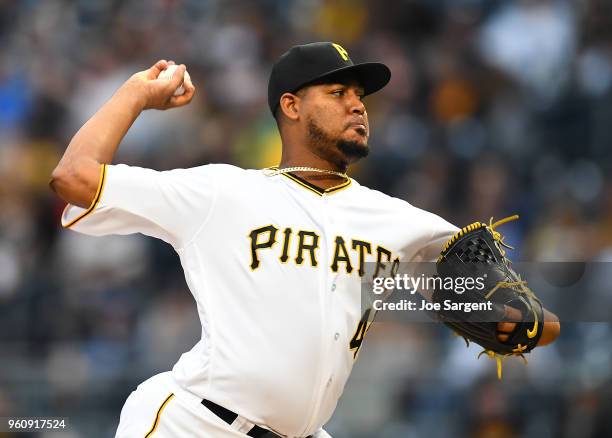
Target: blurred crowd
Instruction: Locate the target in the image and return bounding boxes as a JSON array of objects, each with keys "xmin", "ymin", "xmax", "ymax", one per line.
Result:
[{"xmin": 1, "ymin": 0, "xmax": 611, "ymax": 437}]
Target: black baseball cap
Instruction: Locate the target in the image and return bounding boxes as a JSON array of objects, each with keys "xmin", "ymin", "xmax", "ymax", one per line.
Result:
[{"xmin": 268, "ymin": 42, "xmax": 391, "ymax": 115}]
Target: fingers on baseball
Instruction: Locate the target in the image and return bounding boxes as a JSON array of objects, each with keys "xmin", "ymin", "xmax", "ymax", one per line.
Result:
[
  {"xmin": 149, "ymin": 60, "xmax": 169, "ymax": 79},
  {"xmin": 168, "ymin": 64, "xmax": 186, "ymax": 89},
  {"xmin": 167, "ymin": 65, "xmax": 195, "ymax": 107},
  {"xmin": 169, "ymin": 81, "xmax": 195, "ymax": 107},
  {"xmin": 184, "ymin": 73, "xmax": 195, "ymax": 93}
]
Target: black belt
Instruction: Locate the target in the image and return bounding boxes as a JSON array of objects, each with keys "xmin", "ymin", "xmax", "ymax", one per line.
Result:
[{"xmin": 201, "ymin": 399, "xmax": 313, "ymax": 438}]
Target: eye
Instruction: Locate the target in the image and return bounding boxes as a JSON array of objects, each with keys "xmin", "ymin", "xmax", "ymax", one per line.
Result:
[{"xmin": 331, "ymin": 89, "xmax": 344, "ymax": 97}]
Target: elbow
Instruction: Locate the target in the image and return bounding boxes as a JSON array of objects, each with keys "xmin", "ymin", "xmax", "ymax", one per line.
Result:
[
  {"xmin": 49, "ymin": 165, "xmax": 65, "ymax": 194},
  {"xmin": 49, "ymin": 160, "xmax": 88, "ymax": 207},
  {"xmin": 48, "ymin": 157, "xmax": 101, "ymax": 208},
  {"xmin": 49, "ymin": 163, "xmax": 73, "ymax": 198}
]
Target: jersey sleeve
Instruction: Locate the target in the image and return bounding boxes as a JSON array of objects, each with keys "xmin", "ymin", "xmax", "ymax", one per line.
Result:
[
  {"xmin": 61, "ymin": 163, "xmax": 219, "ymax": 249},
  {"xmin": 410, "ymin": 211, "xmax": 459, "ymax": 262}
]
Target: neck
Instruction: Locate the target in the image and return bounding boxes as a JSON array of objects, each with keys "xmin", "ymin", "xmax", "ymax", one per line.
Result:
[
  {"xmin": 278, "ymin": 148, "xmax": 349, "ymax": 190},
  {"xmin": 279, "ymin": 145, "xmax": 348, "ymax": 173}
]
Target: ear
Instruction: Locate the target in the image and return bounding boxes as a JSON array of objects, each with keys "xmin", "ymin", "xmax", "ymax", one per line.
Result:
[{"xmin": 279, "ymin": 92, "xmax": 301, "ymax": 122}]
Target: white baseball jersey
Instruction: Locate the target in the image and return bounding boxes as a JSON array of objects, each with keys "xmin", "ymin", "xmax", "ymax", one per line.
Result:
[{"xmin": 61, "ymin": 163, "xmax": 457, "ymax": 437}]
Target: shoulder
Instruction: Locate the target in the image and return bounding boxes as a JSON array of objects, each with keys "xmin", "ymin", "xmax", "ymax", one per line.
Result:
[
  {"xmin": 195, "ymin": 164, "xmax": 270, "ymax": 187},
  {"xmin": 351, "ymin": 180, "xmax": 458, "ymax": 232},
  {"xmin": 187, "ymin": 163, "xmax": 262, "ymax": 179},
  {"xmin": 107, "ymin": 162, "xmax": 245, "ymax": 177},
  {"xmin": 350, "ymin": 180, "xmax": 420, "ymax": 213},
  {"xmin": 103, "ymin": 163, "xmax": 255, "ymax": 197},
  {"xmin": 166, "ymin": 164, "xmax": 274, "ymax": 197},
  {"xmin": 163, "ymin": 163, "xmax": 246, "ymax": 177},
  {"xmin": 138, "ymin": 163, "xmax": 252, "ymax": 186}
]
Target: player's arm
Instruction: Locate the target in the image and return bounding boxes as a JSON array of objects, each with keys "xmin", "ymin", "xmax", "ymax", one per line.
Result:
[{"xmin": 49, "ymin": 60, "xmax": 195, "ymax": 208}]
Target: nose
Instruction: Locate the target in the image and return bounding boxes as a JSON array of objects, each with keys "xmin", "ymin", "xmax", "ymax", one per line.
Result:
[{"xmin": 348, "ymin": 92, "xmax": 365, "ymax": 115}]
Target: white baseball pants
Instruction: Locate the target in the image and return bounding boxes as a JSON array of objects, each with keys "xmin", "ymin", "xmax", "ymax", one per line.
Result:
[{"xmin": 114, "ymin": 372, "xmax": 332, "ymax": 438}]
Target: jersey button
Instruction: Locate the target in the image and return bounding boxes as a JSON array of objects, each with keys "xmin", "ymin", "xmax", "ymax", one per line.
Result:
[
  {"xmin": 331, "ymin": 284, "xmax": 336, "ymax": 292},
  {"xmin": 334, "ymin": 332, "xmax": 340, "ymax": 340},
  {"xmin": 327, "ymin": 377, "xmax": 332, "ymax": 387}
]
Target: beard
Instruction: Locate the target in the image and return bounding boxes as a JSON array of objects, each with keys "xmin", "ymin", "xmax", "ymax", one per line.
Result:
[{"xmin": 307, "ymin": 117, "xmax": 369, "ymax": 166}]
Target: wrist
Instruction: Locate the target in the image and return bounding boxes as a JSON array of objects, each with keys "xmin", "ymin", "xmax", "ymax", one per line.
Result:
[{"xmin": 116, "ymin": 79, "xmax": 147, "ymax": 113}]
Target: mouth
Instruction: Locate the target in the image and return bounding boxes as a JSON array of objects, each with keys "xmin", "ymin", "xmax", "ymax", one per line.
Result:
[{"xmin": 348, "ymin": 123, "xmax": 368, "ymax": 136}]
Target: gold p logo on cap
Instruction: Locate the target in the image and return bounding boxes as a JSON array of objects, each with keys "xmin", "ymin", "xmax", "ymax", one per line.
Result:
[{"xmin": 332, "ymin": 43, "xmax": 349, "ymax": 62}]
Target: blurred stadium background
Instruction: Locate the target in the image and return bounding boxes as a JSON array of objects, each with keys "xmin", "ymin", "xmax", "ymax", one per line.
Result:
[{"xmin": 1, "ymin": 0, "xmax": 612, "ymax": 437}]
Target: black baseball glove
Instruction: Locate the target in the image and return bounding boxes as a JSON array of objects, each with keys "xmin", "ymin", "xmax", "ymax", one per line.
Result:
[{"xmin": 432, "ymin": 215, "xmax": 544, "ymax": 378}]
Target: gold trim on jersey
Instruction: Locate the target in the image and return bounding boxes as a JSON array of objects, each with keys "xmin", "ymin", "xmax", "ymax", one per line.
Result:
[
  {"xmin": 62, "ymin": 163, "xmax": 107, "ymax": 228},
  {"xmin": 271, "ymin": 168, "xmax": 352, "ymax": 196},
  {"xmin": 144, "ymin": 393, "xmax": 175, "ymax": 438}
]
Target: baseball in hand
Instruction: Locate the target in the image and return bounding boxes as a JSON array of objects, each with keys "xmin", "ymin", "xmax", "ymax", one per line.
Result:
[{"xmin": 158, "ymin": 64, "xmax": 191, "ymax": 96}]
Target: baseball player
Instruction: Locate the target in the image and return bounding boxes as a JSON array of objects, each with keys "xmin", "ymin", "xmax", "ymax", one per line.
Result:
[{"xmin": 50, "ymin": 42, "xmax": 559, "ymax": 437}]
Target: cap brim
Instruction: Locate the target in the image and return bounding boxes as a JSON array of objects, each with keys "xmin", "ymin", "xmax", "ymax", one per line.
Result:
[{"xmin": 305, "ymin": 62, "xmax": 391, "ymax": 96}]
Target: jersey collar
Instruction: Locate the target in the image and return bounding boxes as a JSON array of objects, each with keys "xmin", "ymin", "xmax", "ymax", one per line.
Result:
[{"xmin": 272, "ymin": 168, "xmax": 352, "ymax": 196}]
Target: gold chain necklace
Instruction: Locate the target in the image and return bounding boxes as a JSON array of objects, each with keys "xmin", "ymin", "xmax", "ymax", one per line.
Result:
[{"xmin": 263, "ymin": 166, "xmax": 349, "ymax": 180}]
